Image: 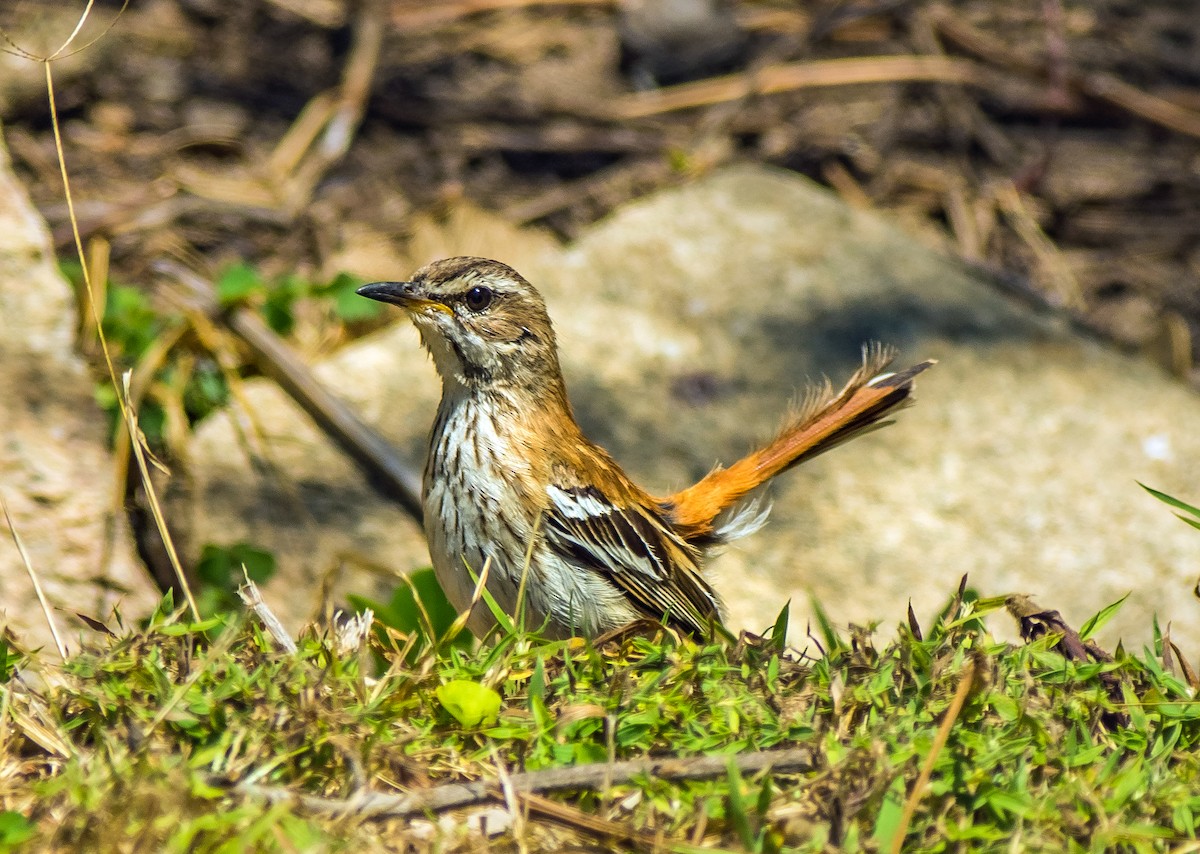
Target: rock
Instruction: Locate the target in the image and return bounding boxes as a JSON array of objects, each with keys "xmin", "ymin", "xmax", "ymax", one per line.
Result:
[
  {"xmin": 178, "ymin": 165, "xmax": 1200, "ymax": 649},
  {"xmin": 0, "ymin": 130, "xmax": 158, "ymax": 650},
  {"xmin": 618, "ymin": 0, "xmax": 745, "ymax": 86}
]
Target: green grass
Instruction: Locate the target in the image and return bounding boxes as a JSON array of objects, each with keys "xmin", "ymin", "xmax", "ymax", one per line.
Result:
[{"xmin": 4, "ymin": 586, "xmax": 1200, "ymax": 853}]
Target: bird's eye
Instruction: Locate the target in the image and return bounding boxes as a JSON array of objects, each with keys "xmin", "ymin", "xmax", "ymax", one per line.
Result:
[{"xmin": 464, "ymin": 286, "xmax": 493, "ymax": 312}]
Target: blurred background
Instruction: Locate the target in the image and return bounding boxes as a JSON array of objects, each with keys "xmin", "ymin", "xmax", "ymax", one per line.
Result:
[{"xmin": 3, "ymin": 0, "xmax": 1199, "ymax": 375}]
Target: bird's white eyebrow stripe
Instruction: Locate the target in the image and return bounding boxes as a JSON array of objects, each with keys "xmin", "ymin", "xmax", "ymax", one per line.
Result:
[{"xmin": 546, "ymin": 484, "xmax": 610, "ymax": 519}]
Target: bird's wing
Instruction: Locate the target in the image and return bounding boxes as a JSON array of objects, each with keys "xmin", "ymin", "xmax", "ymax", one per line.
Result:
[{"xmin": 543, "ymin": 483, "xmax": 722, "ymax": 635}]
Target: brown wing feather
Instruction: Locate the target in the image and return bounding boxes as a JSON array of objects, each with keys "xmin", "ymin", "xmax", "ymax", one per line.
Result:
[{"xmin": 543, "ymin": 483, "xmax": 722, "ymax": 635}]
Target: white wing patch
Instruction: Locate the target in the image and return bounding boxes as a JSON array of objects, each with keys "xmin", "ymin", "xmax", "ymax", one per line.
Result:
[{"xmin": 546, "ymin": 484, "xmax": 611, "ymax": 521}]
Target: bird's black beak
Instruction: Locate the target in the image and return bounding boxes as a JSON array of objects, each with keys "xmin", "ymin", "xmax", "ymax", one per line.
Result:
[
  {"xmin": 357, "ymin": 281, "xmax": 417, "ymax": 305},
  {"xmin": 356, "ymin": 281, "xmax": 454, "ymax": 315}
]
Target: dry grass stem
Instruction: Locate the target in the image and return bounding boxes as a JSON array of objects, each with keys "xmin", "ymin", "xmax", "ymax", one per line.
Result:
[
  {"xmin": 121, "ymin": 372, "xmax": 200, "ymax": 622},
  {"xmin": 890, "ymin": 656, "xmax": 978, "ymax": 854},
  {"xmin": 615, "ymin": 55, "xmax": 983, "ymax": 119},
  {"xmin": 1, "ymin": 496, "xmax": 68, "ymax": 661},
  {"xmin": 993, "ymin": 182, "xmax": 1084, "ymax": 310}
]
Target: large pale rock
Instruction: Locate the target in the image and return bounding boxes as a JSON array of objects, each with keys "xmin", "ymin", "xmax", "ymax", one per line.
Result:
[
  {"xmin": 179, "ymin": 166, "xmax": 1200, "ymax": 648},
  {"xmin": 0, "ymin": 130, "xmax": 158, "ymax": 650}
]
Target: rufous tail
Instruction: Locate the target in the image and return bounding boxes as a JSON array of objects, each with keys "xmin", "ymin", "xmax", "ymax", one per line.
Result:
[{"xmin": 664, "ymin": 345, "xmax": 934, "ymax": 539}]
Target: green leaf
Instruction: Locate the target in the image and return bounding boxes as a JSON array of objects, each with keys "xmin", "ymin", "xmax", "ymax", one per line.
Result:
[
  {"xmin": 196, "ymin": 545, "xmax": 233, "ymax": 588},
  {"xmin": 983, "ymin": 788, "xmax": 1031, "ymax": 817},
  {"xmin": 755, "ymin": 773, "xmax": 774, "ymax": 819},
  {"xmin": 1140, "ymin": 482, "xmax": 1200, "ymax": 518},
  {"xmin": 0, "ymin": 811, "xmax": 34, "ymax": 848},
  {"xmin": 93, "ymin": 383, "xmax": 119, "ymax": 411},
  {"xmin": 410, "ymin": 568, "xmax": 460, "ymax": 641},
  {"xmin": 573, "ymin": 740, "xmax": 608, "ymax": 764},
  {"xmin": 58, "ymin": 258, "xmax": 84, "ymax": 284},
  {"xmin": 1140, "ymin": 483, "xmax": 1200, "ymax": 530},
  {"xmin": 196, "ymin": 543, "xmax": 276, "ymax": 587},
  {"xmin": 0, "ymin": 639, "xmax": 13, "ymax": 684},
  {"xmin": 529, "ymin": 655, "xmax": 546, "ymax": 706},
  {"xmin": 350, "ymin": 569, "xmax": 465, "ymax": 653},
  {"xmin": 725, "ymin": 759, "xmax": 755, "ymax": 851},
  {"xmin": 872, "ymin": 775, "xmax": 907, "ymax": 850},
  {"xmin": 183, "ymin": 364, "xmax": 229, "ymax": 422},
  {"xmin": 149, "ymin": 589, "xmax": 176, "ymax": 627},
  {"xmin": 235, "ymin": 545, "xmax": 277, "ymax": 584},
  {"xmin": 216, "ymin": 264, "xmax": 264, "ymax": 305},
  {"xmin": 436, "ymin": 680, "xmax": 501, "ymax": 728},
  {"xmin": 768, "ymin": 601, "xmax": 790, "ymax": 652},
  {"xmin": 262, "ymin": 298, "xmax": 295, "ymax": 336},
  {"xmin": 102, "ymin": 284, "xmax": 164, "ymax": 360},
  {"xmin": 159, "ymin": 619, "xmax": 224, "ymax": 637},
  {"xmin": 1079, "ymin": 593, "xmax": 1130, "ymax": 641},
  {"xmin": 467, "ymin": 562, "xmax": 516, "ymax": 636},
  {"xmin": 809, "ymin": 595, "xmax": 845, "ymax": 654},
  {"xmin": 965, "ymin": 594, "xmax": 1009, "ymax": 617},
  {"xmin": 346, "ymin": 592, "xmax": 397, "ymax": 630},
  {"xmin": 325, "ymin": 273, "xmax": 380, "ymax": 322},
  {"xmin": 193, "ymin": 543, "xmax": 276, "ymax": 617},
  {"xmin": 262, "ymin": 275, "xmax": 307, "ymax": 335}
]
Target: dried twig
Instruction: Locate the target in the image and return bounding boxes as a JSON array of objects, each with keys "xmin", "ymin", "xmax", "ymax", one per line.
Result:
[
  {"xmin": 4, "ymin": 682, "xmax": 76, "ymax": 759},
  {"xmin": 270, "ymin": 0, "xmax": 385, "ymax": 204},
  {"xmin": 173, "ymin": 0, "xmax": 385, "ymax": 214},
  {"xmin": 520, "ymin": 791, "xmax": 659, "ymax": 846},
  {"xmin": 392, "ymin": 0, "xmax": 612, "ymax": 30},
  {"xmin": 614, "ymin": 55, "xmax": 984, "ymax": 119},
  {"xmin": 491, "ymin": 748, "xmax": 527, "ymax": 845},
  {"xmin": 30, "ymin": 1, "xmax": 200, "ymax": 634},
  {"xmin": 1080, "ymin": 73, "xmax": 1200, "ymax": 140},
  {"xmin": 238, "ymin": 745, "xmax": 817, "ymax": 818},
  {"xmin": 454, "ymin": 122, "xmax": 663, "ymax": 155},
  {"xmin": 502, "ymin": 157, "xmax": 672, "ymax": 224},
  {"xmin": 264, "ymin": 0, "xmax": 347, "ymax": 29}
]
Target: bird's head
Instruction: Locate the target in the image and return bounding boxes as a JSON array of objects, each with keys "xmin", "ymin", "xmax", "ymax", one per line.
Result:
[{"xmin": 357, "ymin": 257, "xmax": 562, "ymax": 392}]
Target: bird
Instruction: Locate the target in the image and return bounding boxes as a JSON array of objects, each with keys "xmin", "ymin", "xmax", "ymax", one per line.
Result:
[{"xmin": 357, "ymin": 257, "xmax": 933, "ymax": 640}]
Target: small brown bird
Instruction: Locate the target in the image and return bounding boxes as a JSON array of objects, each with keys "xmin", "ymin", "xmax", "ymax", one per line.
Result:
[{"xmin": 358, "ymin": 257, "xmax": 932, "ymax": 639}]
